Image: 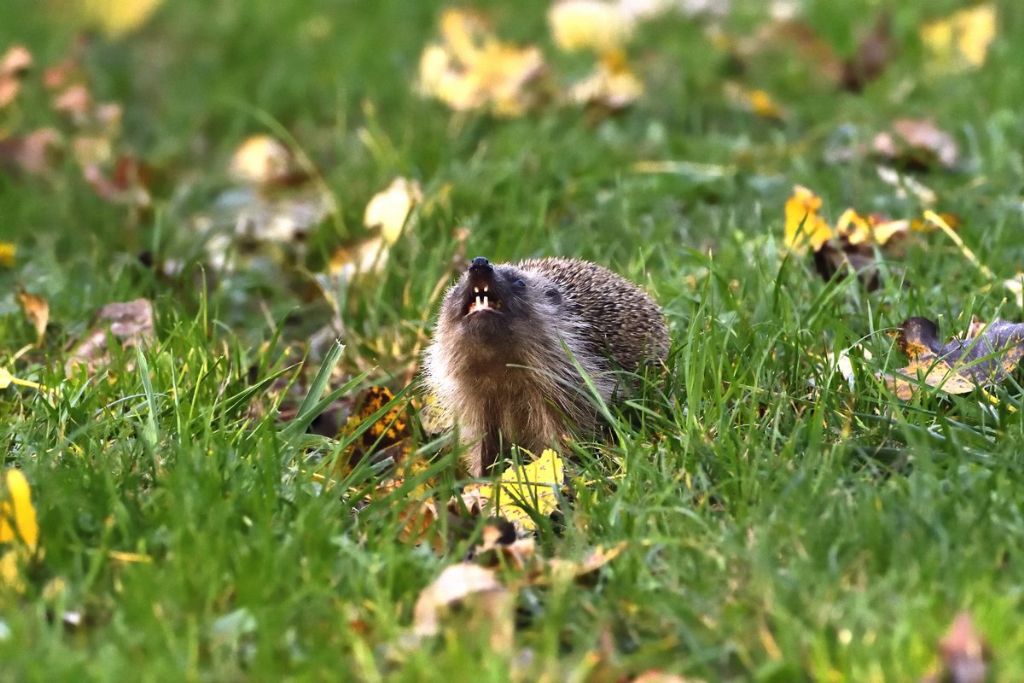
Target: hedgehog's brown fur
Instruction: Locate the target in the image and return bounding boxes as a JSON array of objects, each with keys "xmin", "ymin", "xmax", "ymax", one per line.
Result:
[{"xmin": 423, "ymin": 256, "xmax": 669, "ymax": 476}]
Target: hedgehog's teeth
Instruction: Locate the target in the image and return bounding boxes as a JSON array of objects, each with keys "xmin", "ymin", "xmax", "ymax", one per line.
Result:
[
  {"xmin": 482, "ymin": 295, "xmax": 489, "ymax": 308},
  {"xmin": 474, "ymin": 287, "xmax": 480, "ymax": 293}
]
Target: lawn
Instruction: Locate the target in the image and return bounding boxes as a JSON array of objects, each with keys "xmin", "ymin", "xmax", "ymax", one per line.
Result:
[{"xmin": 2, "ymin": 0, "xmax": 1024, "ymax": 680}]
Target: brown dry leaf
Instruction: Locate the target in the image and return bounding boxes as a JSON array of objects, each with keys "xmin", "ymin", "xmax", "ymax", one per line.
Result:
[
  {"xmin": 342, "ymin": 385, "xmax": 412, "ymax": 468},
  {"xmin": 548, "ymin": 0, "xmax": 635, "ymax": 53},
  {"xmin": 840, "ymin": 13, "xmax": 893, "ymax": 92},
  {"xmin": 65, "ymin": 298, "xmax": 155, "ymax": 376},
  {"xmin": 472, "ymin": 521, "xmax": 538, "ymax": 570},
  {"xmin": 363, "ymin": 177, "xmax": 422, "ymax": 245},
  {"xmin": 883, "ymin": 316, "xmax": 1024, "ymax": 400},
  {"xmin": 418, "ymin": 9, "xmax": 546, "ymax": 117},
  {"xmin": 16, "ymin": 288, "xmax": 49, "ymax": 344},
  {"xmin": 82, "ymin": 156, "xmax": 152, "ymax": 207},
  {"xmin": 0, "ymin": 128, "xmax": 62, "ymax": 176},
  {"xmin": 920, "ymin": 612, "xmax": 989, "ymax": 683},
  {"xmin": 541, "ymin": 541, "xmax": 627, "ymax": 585},
  {"xmin": 411, "ymin": 562, "xmax": 514, "ymax": 649},
  {"xmin": 921, "ymin": 4, "xmax": 996, "ymax": 73},
  {"xmin": 873, "ymin": 118, "xmax": 959, "ymax": 170}
]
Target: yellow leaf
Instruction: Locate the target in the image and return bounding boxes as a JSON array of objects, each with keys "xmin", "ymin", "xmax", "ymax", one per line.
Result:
[
  {"xmin": 229, "ymin": 135, "xmax": 294, "ymax": 186},
  {"xmin": 16, "ymin": 288, "xmax": 49, "ymax": 344},
  {"xmin": 0, "ymin": 242, "xmax": 14, "ymax": 268},
  {"xmin": 921, "ymin": 4, "xmax": 996, "ymax": 71},
  {"xmin": 834, "ymin": 208, "xmax": 872, "ymax": 245},
  {"xmin": 0, "ymin": 470, "xmax": 38, "ymax": 552},
  {"xmin": 418, "ymin": 9, "xmax": 546, "ymax": 117},
  {"xmin": 473, "ymin": 448, "xmax": 565, "ymax": 531},
  {"xmin": 548, "ymin": 0, "xmax": 634, "ymax": 53},
  {"xmin": 363, "ymin": 177, "xmax": 422, "ymax": 245},
  {"xmin": 724, "ymin": 82, "xmax": 784, "ymax": 120},
  {"xmin": 569, "ymin": 50, "xmax": 644, "ymax": 110},
  {"xmin": 61, "ymin": 0, "xmax": 164, "ymax": 37},
  {"xmin": 0, "ymin": 550, "xmax": 24, "ymax": 593},
  {"xmin": 784, "ymin": 185, "xmax": 832, "ymax": 253}
]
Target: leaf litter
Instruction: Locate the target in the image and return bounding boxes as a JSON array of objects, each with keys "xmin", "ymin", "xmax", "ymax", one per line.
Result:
[{"xmin": 882, "ymin": 316, "xmax": 1024, "ymax": 400}]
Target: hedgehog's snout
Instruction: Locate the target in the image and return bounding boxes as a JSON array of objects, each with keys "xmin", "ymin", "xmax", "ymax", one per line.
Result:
[{"xmin": 463, "ymin": 256, "xmax": 504, "ymax": 317}]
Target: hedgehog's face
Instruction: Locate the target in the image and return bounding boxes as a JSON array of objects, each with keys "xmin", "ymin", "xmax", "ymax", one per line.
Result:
[{"xmin": 437, "ymin": 257, "xmax": 561, "ymax": 364}]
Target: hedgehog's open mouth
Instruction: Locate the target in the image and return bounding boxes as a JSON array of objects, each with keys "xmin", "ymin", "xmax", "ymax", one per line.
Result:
[{"xmin": 464, "ymin": 283, "xmax": 503, "ymax": 316}]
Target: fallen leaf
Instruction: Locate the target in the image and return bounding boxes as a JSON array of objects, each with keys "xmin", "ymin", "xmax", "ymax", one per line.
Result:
[
  {"xmin": 53, "ymin": 83, "xmax": 92, "ymax": 121},
  {"xmin": 63, "ymin": 0, "xmax": 165, "ymax": 37},
  {"xmin": 411, "ymin": 562, "xmax": 514, "ymax": 649},
  {"xmin": 81, "ymin": 156, "xmax": 152, "ymax": 207},
  {"xmin": 229, "ymin": 135, "xmax": 300, "ymax": 187},
  {"xmin": 418, "ymin": 9, "xmax": 546, "ymax": 117},
  {"xmin": 464, "ymin": 448, "xmax": 565, "ymax": 532},
  {"xmin": 0, "ymin": 242, "xmax": 14, "ymax": 267},
  {"xmin": 543, "ymin": 541, "xmax": 627, "ymax": 584},
  {"xmin": 840, "ymin": 13, "xmax": 893, "ymax": 92},
  {"xmin": 568, "ymin": 51, "xmax": 644, "ymax": 110},
  {"xmin": 363, "ymin": 177, "xmax": 422, "ymax": 245},
  {"xmin": 873, "ymin": 118, "xmax": 959, "ymax": 170},
  {"xmin": 921, "ymin": 4, "xmax": 996, "ymax": 73},
  {"xmin": 0, "ymin": 45, "xmax": 32, "ymax": 77},
  {"xmin": 920, "ymin": 612, "xmax": 989, "ymax": 683},
  {"xmin": 1004, "ymin": 275, "xmax": 1023, "ymax": 309},
  {"xmin": 783, "ymin": 185, "xmax": 832, "ymax": 253},
  {"xmin": 65, "ymin": 298, "xmax": 155, "ymax": 376},
  {"xmin": 724, "ymin": 82, "xmax": 784, "ymax": 120},
  {"xmin": 327, "ymin": 234, "xmax": 391, "ymax": 280},
  {"xmin": 0, "ymin": 470, "xmax": 38, "ymax": 552},
  {"xmin": 0, "ymin": 44, "xmax": 32, "ymax": 109},
  {"xmin": 342, "ymin": 385, "xmax": 412, "ymax": 467},
  {"xmin": 16, "ymin": 288, "xmax": 49, "ymax": 344},
  {"xmin": 883, "ymin": 316, "xmax": 1024, "ymax": 399},
  {"xmin": 548, "ymin": 0, "xmax": 635, "ymax": 53},
  {"xmin": 0, "ymin": 128, "xmax": 62, "ymax": 176}
]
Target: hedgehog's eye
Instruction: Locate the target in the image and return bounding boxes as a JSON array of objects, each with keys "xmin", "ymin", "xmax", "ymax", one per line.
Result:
[
  {"xmin": 511, "ymin": 278, "xmax": 526, "ymax": 291},
  {"xmin": 545, "ymin": 288, "xmax": 561, "ymax": 304}
]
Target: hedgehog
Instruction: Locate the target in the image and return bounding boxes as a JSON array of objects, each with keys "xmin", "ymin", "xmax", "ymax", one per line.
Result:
[{"xmin": 422, "ymin": 256, "xmax": 669, "ymax": 476}]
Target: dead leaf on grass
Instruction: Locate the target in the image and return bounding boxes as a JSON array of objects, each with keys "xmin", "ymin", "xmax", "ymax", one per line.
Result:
[
  {"xmin": 723, "ymin": 82, "xmax": 784, "ymax": 120},
  {"xmin": 363, "ymin": 177, "xmax": 422, "ymax": 245},
  {"xmin": 418, "ymin": 9, "xmax": 547, "ymax": 117},
  {"xmin": 0, "ymin": 128, "xmax": 62, "ymax": 176},
  {"xmin": 229, "ymin": 134, "xmax": 306, "ymax": 187},
  {"xmin": 548, "ymin": 0, "xmax": 635, "ymax": 54},
  {"xmin": 16, "ymin": 288, "xmax": 49, "ymax": 345},
  {"xmin": 921, "ymin": 4, "xmax": 996, "ymax": 74},
  {"xmin": 65, "ymin": 298, "xmax": 155, "ymax": 376},
  {"xmin": 462, "ymin": 448, "xmax": 566, "ymax": 533},
  {"xmin": 883, "ymin": 316, "xmax": 1024, "ymax": 399},
  {"xmin": 411, "ymin": 562, "xmax": 514, "ymax": 648},
  {"xmin": 0, "ymin": 242, "xmax": 15, "ymax": 268},
  {"xmin": 920, "ymin": 612, "xmax": 989, "ymax": 683},
  {"xmin": 0, "ymin": 44, "xmax": 32, "ymax": 109},
  {"xmin": 568, "ymin": 51, "xmax": 644, "ymax": 110},
  {"xmin": 873, "ymin": 118, "xmax": 959, "ymax": 171},
  {"xmin": 840, "ymin": 13, "xmax": 893, "ymax": 92}
]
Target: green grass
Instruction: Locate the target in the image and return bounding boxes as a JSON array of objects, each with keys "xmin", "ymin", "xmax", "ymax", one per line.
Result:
[{"xmin": 3, "ymin": 0, "xmax": 1024, "ymax": 680}]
